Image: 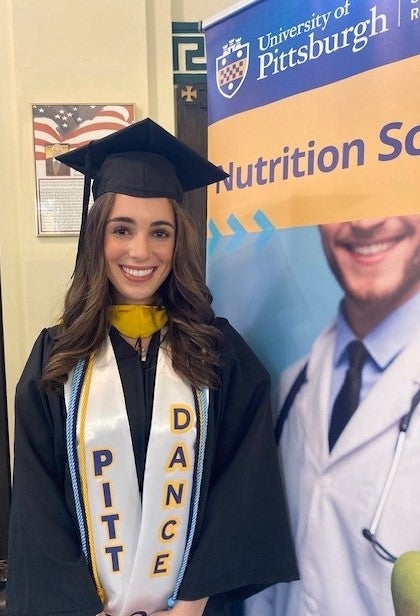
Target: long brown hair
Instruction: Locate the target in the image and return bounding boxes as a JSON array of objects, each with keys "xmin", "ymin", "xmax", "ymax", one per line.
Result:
[{"xmin": 42, "ymin": 193, "xmax": 221, "ymax": 391}]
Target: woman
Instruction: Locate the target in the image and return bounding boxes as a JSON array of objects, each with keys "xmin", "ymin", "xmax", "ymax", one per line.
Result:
[{"xmin": 7, "ymin": 119, "xmax": 298, "ymax": 616}]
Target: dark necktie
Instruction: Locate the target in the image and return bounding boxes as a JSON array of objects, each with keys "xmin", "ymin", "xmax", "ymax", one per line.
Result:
[{"xmin": 328, "ymin": 340, "xmax": 368, "ymax": 452}]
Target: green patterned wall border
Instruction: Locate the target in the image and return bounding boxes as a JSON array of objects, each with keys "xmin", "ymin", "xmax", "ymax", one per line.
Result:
[{"xmin": 172, "ymin": 22, "xmax": 207, "ymax": 84}]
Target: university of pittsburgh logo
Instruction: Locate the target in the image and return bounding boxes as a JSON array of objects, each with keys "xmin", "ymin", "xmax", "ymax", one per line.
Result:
[{"xmin": 216, "ymin": 38, "xmax": 249, "ymax": 99}]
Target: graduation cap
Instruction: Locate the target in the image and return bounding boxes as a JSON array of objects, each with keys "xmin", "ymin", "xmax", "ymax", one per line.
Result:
[{"xmin": 56, "ymin": 117, "xmax": 228, "ymax": 259}]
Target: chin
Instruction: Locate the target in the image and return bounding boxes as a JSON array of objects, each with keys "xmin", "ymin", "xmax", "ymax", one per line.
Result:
[{"xmin": 349, "ymin": 287, "xmax": 409, "ymax": 312}]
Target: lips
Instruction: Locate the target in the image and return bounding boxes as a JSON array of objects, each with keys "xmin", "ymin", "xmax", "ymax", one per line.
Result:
[
  {"xmin": 339, "ymin": 235, "xmax": 406, "ymax": 265},
  {"xmin": 348, "ymin": 240, "xmax": 397, "ymax": 256},
  {"xmin": 120, "ymin": 265, "xmax": 155, "ymax": 280}
]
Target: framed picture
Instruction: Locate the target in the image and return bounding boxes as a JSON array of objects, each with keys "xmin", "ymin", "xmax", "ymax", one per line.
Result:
[{"xmin": 32, "ymin": 104, "xmax": 136, "ymax": 236}]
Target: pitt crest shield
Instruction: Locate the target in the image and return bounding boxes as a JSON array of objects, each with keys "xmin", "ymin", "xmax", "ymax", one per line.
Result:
[{"xmin": 216, "ymin": 38, "xmax": 249, "ymax": 99}]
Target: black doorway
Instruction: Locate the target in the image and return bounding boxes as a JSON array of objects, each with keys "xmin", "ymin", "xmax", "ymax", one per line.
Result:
[{"xmin": 0, "ymin": 273, "xmax": 10, "ymax": 612}]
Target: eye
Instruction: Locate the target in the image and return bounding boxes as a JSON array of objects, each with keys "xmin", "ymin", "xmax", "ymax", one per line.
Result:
[
  {"xmin": 152, "ymin": 228, "xmax": 172, "ymax": 239},
  {"xmin": 111, "ymin": 225, "xmax": 131, "ymax": 236}
]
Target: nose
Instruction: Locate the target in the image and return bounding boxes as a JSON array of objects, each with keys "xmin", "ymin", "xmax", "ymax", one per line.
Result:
[
  {"xmin": 349, "ymin": 218, "xmax": 387, "ymax": 231},
  {"xmin": 347, "ymin": 218, "xmax": 389, "ymax": 238},
  {"xmin": 128, "ymin": 233, "xmax": 150, "ymax": 260}
]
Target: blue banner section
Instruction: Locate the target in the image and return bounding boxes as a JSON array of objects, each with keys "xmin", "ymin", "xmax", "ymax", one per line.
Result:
[
  {"xmin": 207, "ymin": 226, "xmax": 341, "ymax": 384},
  {"xmin": 204, "ymin": 0, "xmax": 420, "ymax": 124}
]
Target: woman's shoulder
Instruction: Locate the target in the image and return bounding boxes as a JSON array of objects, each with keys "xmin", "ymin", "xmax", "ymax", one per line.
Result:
[
  {"xmin": 213, "ymin": 316, "xmax": 243, "ymax": 351},
  {"xmin": 213, "ymin": 316, "xmax": 259, "ymax": 354},
  {"xmin": 18, "ymin": 325, "xmax": 60, "ymax": 385},
  {"xmin": 213, "ymin": 317, "xmax": 269, "ymax": 379},
  {"xmin": 33, "ymin": 324, "xmax": 61, "ymax": 358}
]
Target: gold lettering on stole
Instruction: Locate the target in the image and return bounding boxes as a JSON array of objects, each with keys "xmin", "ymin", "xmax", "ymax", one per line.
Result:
[
  {"xmin": 159, "ymin": 518, "xmax": 180, "ymax": 542},
  {"xmin": 150, "ymin": 552, "xmax": 172, "ymax": 577},
  {"xmin": 170, "ymin": 404, "xmax": 193, "ymax": 434},
  {"xmin": 163, "ymin": 480, "xmax": 188, "ymax": 508},
  {"xmin": 165, "ymin": 444, "xmax": 191, "ymax": 472},
  {"xmin": 152, "ymin": 403, "xmax": 194, "ymax": 577}
]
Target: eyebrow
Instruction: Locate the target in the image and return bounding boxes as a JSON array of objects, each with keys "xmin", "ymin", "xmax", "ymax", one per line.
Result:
[
  {"xmin": 152, "ymin": 219, "xmax": 176, "ymax": 229},
  {"xmin": 107, "ymin": 216, "xmax": 175, "ymax": 230}
]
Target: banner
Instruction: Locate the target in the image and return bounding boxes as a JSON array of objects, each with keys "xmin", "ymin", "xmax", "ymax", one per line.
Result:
[
  {"xmin": 204, "ymin": 2, "xmax": 420, "ymax": 614},
  {"xmin": 204, "ymin": 0, "xmax": 420, "ymax": 379}
]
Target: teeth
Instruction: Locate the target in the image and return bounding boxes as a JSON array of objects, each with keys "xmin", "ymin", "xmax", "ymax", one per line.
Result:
[
  {"xmin": 122, "ymin": 266, "xmax": 153, "ymax": 278},
  {"xmin": 352, "ymin": 241, "xmax": 394, "ymax": 256}
]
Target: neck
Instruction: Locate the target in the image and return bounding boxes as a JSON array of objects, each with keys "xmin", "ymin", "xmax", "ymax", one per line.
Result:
[{"xmin": 344, "ymin": 296, "xmax": 403, "ymax": 338}]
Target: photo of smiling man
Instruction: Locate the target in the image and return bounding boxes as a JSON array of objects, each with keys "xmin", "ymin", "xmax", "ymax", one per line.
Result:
[
  {"xmin": 321, "ymin": 216, "xmax": 420, "ymax": 338},
  {"xmin": 246, "ymin": 215, "xmax": 420, "ymax": 616}
]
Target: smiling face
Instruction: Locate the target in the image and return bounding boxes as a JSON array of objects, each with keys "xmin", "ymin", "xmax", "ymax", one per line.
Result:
[
  {"xmin": 319, "ymin": 216, "xmax": 420, "ymax": 330},
  {"xmin": 104, "ymin": 194, "xmax": 176, "ymax": 305}
]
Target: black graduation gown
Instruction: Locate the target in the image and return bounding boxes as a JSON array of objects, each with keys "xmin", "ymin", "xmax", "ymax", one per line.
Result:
[{"xmin": 6, "ymin": 317, "xmax": 298, "ymax": 616}]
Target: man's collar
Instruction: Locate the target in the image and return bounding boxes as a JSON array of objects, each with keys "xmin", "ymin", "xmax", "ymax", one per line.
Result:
[{"xmin": 334, "ymin": 292, "xmax": 420, "ymax": 370}]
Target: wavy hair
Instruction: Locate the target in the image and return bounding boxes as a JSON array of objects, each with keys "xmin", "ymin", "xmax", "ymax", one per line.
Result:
[{"xmin": 42, "ymin": 193, "xmax": 221, "ymax": 391}]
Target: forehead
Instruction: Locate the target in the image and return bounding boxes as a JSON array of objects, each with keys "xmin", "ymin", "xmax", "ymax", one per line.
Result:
[{"xmin": 109, "ymin": 194, "xmax": 175, "ymax": 221}]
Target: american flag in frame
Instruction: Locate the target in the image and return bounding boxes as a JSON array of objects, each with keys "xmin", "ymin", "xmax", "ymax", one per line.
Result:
[{"xmin": 32, "ymin": 103, "xmax": 135, "ymax": 236}]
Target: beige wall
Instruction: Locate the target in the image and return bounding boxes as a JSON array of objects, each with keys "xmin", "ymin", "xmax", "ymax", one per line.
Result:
[
  {"xmin": 173, "ymin": 0, "xmax": 238, "ymax": 21},
  {"xmin": 0, "ymin": 0, "xmax": 236, "ymax": 445}
]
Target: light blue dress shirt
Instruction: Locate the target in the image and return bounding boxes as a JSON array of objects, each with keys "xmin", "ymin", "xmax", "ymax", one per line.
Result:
[{"xmin": 330, "ymin": 291, "xmax": 420, "ymax": 417}]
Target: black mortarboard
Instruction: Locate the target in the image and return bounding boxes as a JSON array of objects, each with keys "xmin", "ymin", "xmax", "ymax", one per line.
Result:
[{"xmin": 56, "ymin": 117, "xmax": 228, "ymax": 260}]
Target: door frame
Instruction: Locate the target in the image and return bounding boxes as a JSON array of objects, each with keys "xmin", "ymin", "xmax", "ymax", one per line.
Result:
[
  {"xmin": 0, "ymin": 274, "xmax": 11, "ymax": 572},
  {"xmin": 175, "ymin": 82, "xmax": 209, "ymax": 270}
]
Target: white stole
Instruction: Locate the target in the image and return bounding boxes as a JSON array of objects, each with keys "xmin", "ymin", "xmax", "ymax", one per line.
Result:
[{"xmin": 65, "ymin": 336, "xmax": 199, "ymax": 616}]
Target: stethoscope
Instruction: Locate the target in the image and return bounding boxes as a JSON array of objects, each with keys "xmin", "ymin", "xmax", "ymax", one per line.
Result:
[
  {"xmin": 275, "ymin": 366, "xmax": 420, "ymax": 563},
  {"xmin": 362, "ymin": 386, "xmax": 420, "ymax": 563}
]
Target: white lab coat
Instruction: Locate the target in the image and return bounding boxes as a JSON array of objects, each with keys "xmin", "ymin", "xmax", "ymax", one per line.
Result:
[{"xmin": 246, "ymin": 322, "xmax": 420, "ymax": 616}]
